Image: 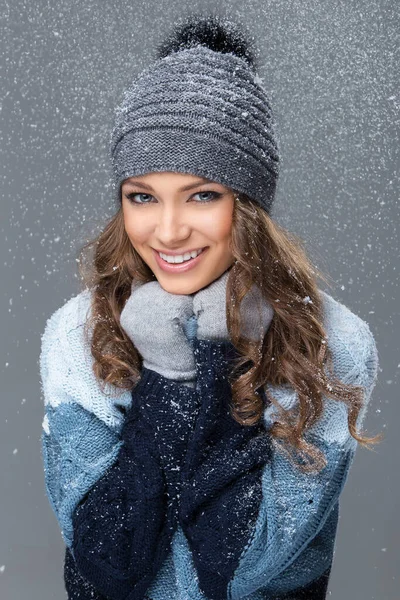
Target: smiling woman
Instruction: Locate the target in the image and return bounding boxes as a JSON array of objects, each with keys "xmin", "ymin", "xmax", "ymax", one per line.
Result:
[
  {"xmin": 39, "ymin": 12, "xmax": 382, "ymax": 600},
  {"xmin": 121, "ymin": 172, "xmax": 236, "ymax": 295}
]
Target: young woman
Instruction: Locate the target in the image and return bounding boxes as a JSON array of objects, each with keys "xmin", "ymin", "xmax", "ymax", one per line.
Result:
[{"xmin": 40, "ymin": 14, "xmax": 382, "ymax": 600}]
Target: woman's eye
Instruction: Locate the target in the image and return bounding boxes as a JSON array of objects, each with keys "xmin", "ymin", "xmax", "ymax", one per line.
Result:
[
  {"xmin": 192, "ymin": 191, "xmax": 222, "ymax": 203},
  {"xmin": 124, "ymin": 190, "xmax": 222, "ymax": 205},
  {"xmin": 125, "ymin": 192, "xmax": 153, "ymax": 204}
]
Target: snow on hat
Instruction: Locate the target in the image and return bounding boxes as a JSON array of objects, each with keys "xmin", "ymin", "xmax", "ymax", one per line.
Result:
[{"xmin": 110, "ymin": 14, "xmax": 280, "ymax": 213}]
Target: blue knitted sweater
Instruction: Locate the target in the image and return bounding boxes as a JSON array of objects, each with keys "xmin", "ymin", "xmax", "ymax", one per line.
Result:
[{"xmin": 40, "ymin": 288, "xmax": 379, "ymax": 599}]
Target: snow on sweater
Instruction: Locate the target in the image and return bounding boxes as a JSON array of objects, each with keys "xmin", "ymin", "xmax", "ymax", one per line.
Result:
[{"xmin": 39, "ymin": 287, "xmax": 379, "ymax": 599}]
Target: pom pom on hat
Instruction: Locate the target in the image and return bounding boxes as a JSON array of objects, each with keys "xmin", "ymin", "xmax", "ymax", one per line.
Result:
[{"xmin": 155, "ymin": 13, "xmax": 259, "ymax": 72}]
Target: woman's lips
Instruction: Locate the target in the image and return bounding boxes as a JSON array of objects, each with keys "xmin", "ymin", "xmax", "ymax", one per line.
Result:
[{"xmin": 153, "ymin": 247, "xmax": 208, "ymax": 273}]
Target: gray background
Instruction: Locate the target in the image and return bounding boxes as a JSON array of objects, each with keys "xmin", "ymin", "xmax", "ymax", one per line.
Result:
[{"xmin": 1, "ymin": 0, "xmax": 399, "ymax": 598}]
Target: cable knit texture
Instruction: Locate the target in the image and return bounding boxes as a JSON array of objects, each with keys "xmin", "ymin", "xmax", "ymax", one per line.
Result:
[{"xmin": 40, "ymin": 285, "xmax": 379, "ymax": 599}]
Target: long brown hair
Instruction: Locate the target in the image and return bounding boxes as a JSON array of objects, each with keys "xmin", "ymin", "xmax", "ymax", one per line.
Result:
[{"xmin": 76, "ymin": 191, "xmax": 383, "ymax": 474}]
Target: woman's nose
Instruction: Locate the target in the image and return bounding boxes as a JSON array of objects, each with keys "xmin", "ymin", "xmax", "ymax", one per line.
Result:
[{"xmin": 155, "ymin": 206, "xmax": 191, "ymax": 244}]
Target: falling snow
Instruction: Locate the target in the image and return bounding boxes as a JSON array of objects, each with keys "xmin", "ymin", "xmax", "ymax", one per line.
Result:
[{"xmin": 1, "ymin": 3, "xmax": 398, "ymax": 599}]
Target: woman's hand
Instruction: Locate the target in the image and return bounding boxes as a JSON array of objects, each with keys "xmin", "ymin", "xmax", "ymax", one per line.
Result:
[
  {"xmin": 120, "ymin": 279, "xmax": 196, "ymax": 382},
  {"xmin": 193, "ymin": 268, "xmax": 274, "ymax": 342}
]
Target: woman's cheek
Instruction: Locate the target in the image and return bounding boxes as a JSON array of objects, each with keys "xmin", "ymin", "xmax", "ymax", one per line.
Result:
[{"xmin": 201, "ymin": 203, "xmax": 234, "ymax": 241}]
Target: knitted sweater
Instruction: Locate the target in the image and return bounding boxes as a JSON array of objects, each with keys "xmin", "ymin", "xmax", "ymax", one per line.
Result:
[{"xmin": 40, "ymin": 287, "xmax": 379, "ymax": 600}]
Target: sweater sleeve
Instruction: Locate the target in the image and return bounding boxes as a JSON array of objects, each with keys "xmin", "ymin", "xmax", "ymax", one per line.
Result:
[
  {"xmin": 179, "ymin": 301, "xmax": 379, "ymax": 600},
  {"xmin": 64, "ymin": 545, "xmax": 109, "ymax": 600},
  {"xmin": 71, "ymin": 363, "xmax": 203, "ymax": 600},
  {"xmin": 39, "ymin": 295, "xmax": 127, "ymax": 550},
  {"xmin": 178, "ymin": 338, "xmax": 273, "ymax": 600},
  {"xmin": 228, "ymin": 305, "xmax": 380, "ymax": 599},
  {"xmin": 39, "ymin": 295, "xmax": 173, "ymax": 600},
  {"xmin": 71, "ymin": 397, "xmax": 174, "ymax": 600}
]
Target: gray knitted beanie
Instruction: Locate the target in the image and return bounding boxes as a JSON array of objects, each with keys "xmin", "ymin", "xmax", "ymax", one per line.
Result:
[{"xmin": 110, "ymin": 15, "xmax": 280, "ymax": 214}]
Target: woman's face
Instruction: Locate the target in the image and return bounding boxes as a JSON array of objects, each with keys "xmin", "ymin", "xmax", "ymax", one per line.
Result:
[{"xmin": 121, "ymin": 171, "xmax": 235, "ymax": 295}]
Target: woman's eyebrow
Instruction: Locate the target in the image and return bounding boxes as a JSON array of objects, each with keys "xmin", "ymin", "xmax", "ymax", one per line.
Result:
[{"xmin": 123, "ymin": 178, "xmax": 216, "ymax": 192}]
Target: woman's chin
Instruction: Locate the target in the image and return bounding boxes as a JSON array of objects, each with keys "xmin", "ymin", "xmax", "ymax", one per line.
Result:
[
  {"xmin": 154, "ymin": 270, "xmax": 230, "ymax": 296},
  {"xmin": 154, "ymin": 279, "xmax": 204, "ymax": 296}
]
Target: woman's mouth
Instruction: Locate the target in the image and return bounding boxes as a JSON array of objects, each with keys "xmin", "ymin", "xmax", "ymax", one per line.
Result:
[{"xmin": 153, "ymin": 247, "xmax": 209, "ymax": 273}]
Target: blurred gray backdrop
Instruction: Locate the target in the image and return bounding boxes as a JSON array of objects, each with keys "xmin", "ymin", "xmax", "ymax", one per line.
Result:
[{"xmin": 1, "ymin": 0, "xmax": 399, "ymax": 598}]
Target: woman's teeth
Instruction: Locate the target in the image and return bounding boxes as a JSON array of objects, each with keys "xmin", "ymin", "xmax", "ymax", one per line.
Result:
[{"xmin": 158, "ymin": 248, "xmax": 204, "ymax": 264}]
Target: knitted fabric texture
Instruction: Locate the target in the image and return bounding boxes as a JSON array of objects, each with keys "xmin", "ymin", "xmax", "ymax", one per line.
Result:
[
  {"xmin": 40, "ymin": 287, "xmax": 379, "ymax": 599},
  {"xmin": 64, "ymin": 545, "xmax": 108, "ymax": 600},
  {"xmin": 119, "ymin": 279, "xmax": 197, "ymax": 383},
  {"xmin": 109, "ymin": 44, "xmax": 279, "ymax": 213},
  {"xmin": 178, "ymin": 338, "xmax": 272, "ymax": 599},
  {"xmin": 71, "ymin": 368, "xmax": 202, "ymax": 599},
  {"xmin": 65, "ymin": 339, "xmax": 332, "ymax": 600}
]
